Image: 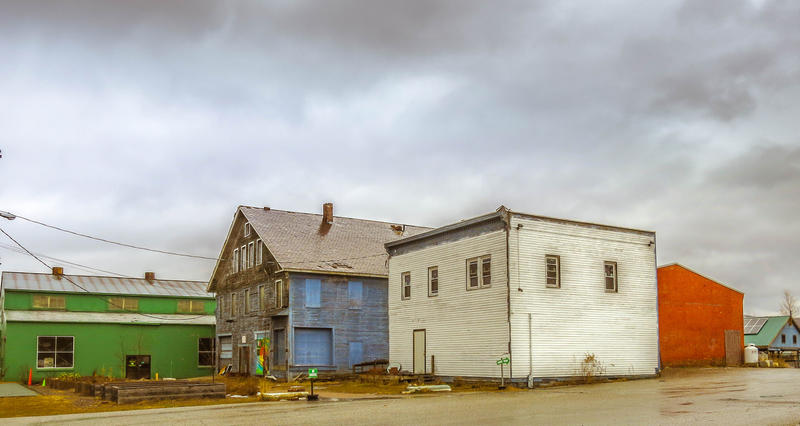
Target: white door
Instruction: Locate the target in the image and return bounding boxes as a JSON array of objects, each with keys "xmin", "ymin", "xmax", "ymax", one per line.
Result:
[{"xmin": 413, "ymin": 329, "xmax": 426, "ymax": 374}]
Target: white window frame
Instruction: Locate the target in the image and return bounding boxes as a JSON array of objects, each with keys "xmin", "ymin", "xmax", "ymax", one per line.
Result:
[
  {"xmin": 466, "ymin": 255, "xmax": 491, "ymax": 290},
  {"xmin": 244, "ymin": 222, "xmax": 251, "ymax": 237},
  {"xmin": 428, "ymin": 267, "xmax": 438, "ymax": 297},
  {"xmin": 255, "ymin": 239, "xmax": 262, "ymax": 265},
  {"xmin": 401, "ymin": 272, "xmax": 411, "ymax": 300},
  {"xmin": 604, "ymin": 261, "xmax": 618, "ymax": 293},
  {"xmin": 545, "ymin": 255, "xmax": 560, "ymax": 288},
  {"xmin": 36, "ymin": 335, "xmax": 74, "ymax": 369},
  {"xmin": 274, "ymin": 279, "xmax": 283, "ymax": 309},
  {"xmin": 241, "ymin": 245, "xmax": 247, "ymax": 270},
  {"xmin": 232, "ymin": 248, "xmax": 239, "ymax": 273},
  {"xmin": 248, "ymin": 242, "xmax": 254, "ymax": 269}
]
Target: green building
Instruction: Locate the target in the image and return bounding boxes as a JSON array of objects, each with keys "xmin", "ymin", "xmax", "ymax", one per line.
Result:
[{"xmin": 0, "ymin": 269, "xmax": 216, "ymax": 382}]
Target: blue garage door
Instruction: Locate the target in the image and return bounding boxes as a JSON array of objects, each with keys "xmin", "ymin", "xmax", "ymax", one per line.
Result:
[{"xmin": 294, "ymin": 328, "xmax": 333, "ymax": 366}]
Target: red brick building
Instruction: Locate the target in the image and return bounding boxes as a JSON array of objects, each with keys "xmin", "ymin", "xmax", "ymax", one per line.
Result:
[{"xmin": 657, "ymin": 264, "xmax": 744, "ymax": 366}]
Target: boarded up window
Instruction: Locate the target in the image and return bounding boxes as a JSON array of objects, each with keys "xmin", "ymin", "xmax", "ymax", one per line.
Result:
[
  {"xmin": 219, "ymin": 336, "xmax": 233, "ymax": 360},
  {"xmin": 258, "ymin": 285, "xmax": 266, "ymax": 310},
  {"xmin": 348, "ymin": 281, "xmax": 363, "ymax": 309},
  {"xmin": 178, "ymin": 300, "xmax": 206, "ymax": 314},
  {"xmin": 604, "ymin": 261, "xmax": 618, "ymax": 292},
  {"xmin": 545, "ymin": 255, "xmax": 560, "ymax": 288},
  {"xmin": 305, "ymin": 279, "xmax": 321, "ymax": 308},
  {"xmin": 32, "ymin": 294, "xmax": 66, "ymax": 310},
  {"xmin": 244, "ymin": 289, "xmax": 252, "ymax": 313},
  {"xmin": 255, "ymin": 239, "xmax": 262, "ymax": 265},
  {"xmin": 248, "ymin": 242, "xmax": 254, "ymax": 268},
  {"xmin": 428, "ymin": 267, "xmax": 438, "ymax": 296},
  {"xmin": 294, "ymin": 328, "xmax": 332, "ymax": 366},
  {"xmin": 37, "ymin": 336, "xmax": 73, "ymax": 368},
  {"xmin": 274, "ymin": 280, "xmax": 283, "ymax": 308},
  {"xmin": 108, "ymin": 297, "xmax": 138, "ymax": 311},
  {"xmin": 198, "ymin": 338, "xmax": 214, "ymax": 366},
  {"xmin": 231, "ymin": 293, "xmax": 238, "ymax": 317},
  {"xmin": 232, "ymin": 248, "xmax": 239, "ymax": 273},
  {"xmin": 401, "ymin": 272, "xmax": 411, "ymax": 300},
  {"xmin": 241, "ymin": 245, "xmax": 247, "ymax": 271}
]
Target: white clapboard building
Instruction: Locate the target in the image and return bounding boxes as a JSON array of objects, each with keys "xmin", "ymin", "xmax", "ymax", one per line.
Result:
[{"xmin": 385, "ymin": 206, "xmax": 659, "ymax": 384}]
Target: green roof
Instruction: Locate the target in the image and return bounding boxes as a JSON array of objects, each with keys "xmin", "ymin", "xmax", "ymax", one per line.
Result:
[{"xmin": 745, "ymin": 316, "xmax": 790, "ymax": 347}]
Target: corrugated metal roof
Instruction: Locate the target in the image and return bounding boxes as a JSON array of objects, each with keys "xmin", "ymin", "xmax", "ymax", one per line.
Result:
[
  {"xmin": 1, "ymin": 272, "xmax": 213, "ymax": 298},
  {"xmin": 5, "ymin": 310, "xmax": 215, "ymax": 325},
  {"xmin": 744, "ymin": 316, "xmax": 791, "ymax": 347},
  {"xmin": 239, "ymin": 206, "xmax": 431, "ymax": 276}
]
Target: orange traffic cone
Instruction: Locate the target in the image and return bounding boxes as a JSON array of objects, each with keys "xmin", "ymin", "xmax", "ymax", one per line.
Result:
[{"xmin": 28, "ymin": 368, "xmax": 32, "ymax": 386}]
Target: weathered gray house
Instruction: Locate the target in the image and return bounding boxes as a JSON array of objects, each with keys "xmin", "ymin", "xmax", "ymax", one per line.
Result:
[{"xmin": 206, "ymin": 203, "xmax": 428, "ymax": 377}]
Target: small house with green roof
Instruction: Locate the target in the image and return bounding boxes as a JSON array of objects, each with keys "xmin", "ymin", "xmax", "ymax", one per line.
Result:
[
  {"xmin": 0, "ymin": 268, "xmax": 216, "ymax": 383},
  {"xmin": 744, "ymin": 316, "xmax": 800, "ymax": 353}
]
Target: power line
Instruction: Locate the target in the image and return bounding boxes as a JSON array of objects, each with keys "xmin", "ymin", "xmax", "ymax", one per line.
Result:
[
  {"xmin": 7, "ymin": 212, "xmax": 220, "ymax": 261},
  {"xmin": 3, "ymin": 210, "xmax": 392, "ymax": 266},
  {"xmin": 0, "ymin": 243, "xmax": 130, "ymax": 277},
  {"xmin": 0, "ymin": 226, "xmax": 211, "ymax": 322}
]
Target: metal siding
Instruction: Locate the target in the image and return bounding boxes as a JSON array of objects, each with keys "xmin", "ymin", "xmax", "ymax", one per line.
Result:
[
  {"xmin": 388, "ymin": 230, "xmax": 508, "ymax": 378},
  {"xmin": 508, "ymin": 215, "xmax": 659, "ymax": 379},
  {"xmin": 1, "ymin": 272, "xmax": 211, "ymax": 298},
  {"xmin": 5, "ymin": 310, "xmax": 215, "ymax": 325}
]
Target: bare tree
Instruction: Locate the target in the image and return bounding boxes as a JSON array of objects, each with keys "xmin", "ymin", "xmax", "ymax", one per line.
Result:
[{"xmin": 779, "ymin": 290, "xmax": 798, "ymax": 318}]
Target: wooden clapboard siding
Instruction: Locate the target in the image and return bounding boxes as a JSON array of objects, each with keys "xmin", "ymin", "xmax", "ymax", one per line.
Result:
[
  {"xmin": 388, "ymin": 229, "xmax": 509, "ymax": 378},
  {"xmin": 508, "ymin": 214, "xmax": 659, "ymax": 378},
  {"xmin": 290, "ymin": 274, "xmax": 388, "ymax": 372}
]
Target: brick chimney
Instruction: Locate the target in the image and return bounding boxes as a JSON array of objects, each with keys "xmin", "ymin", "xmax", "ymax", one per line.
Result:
[
  {"xmin": 144, "ymin": 272, "xmax": 156, "ymax": 282},
  {"xmin": 322, "ymin": 203, "xmax": 334, "ymax": 224},
  {"xmin": 52, "ymin": 266, "xmax": 64, "ymax": 278}
]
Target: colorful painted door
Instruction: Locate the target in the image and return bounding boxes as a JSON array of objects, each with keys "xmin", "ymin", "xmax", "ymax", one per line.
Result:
[{"xmin": 413, "ymin": 329, "xmax": 426, "ymax": 374}]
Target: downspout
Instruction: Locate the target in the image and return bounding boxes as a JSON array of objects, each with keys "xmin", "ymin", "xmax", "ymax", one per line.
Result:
[
  {"xmin": 653, "ymin": 233, "xmax": 661, "ymax": 374},
  {"xmin": 502, "ymin": 209, "xmax": 513, "ymax": 382},
  {"xmin": 528, "ymin": 313, "xmax": 533, "ymax": 387}
]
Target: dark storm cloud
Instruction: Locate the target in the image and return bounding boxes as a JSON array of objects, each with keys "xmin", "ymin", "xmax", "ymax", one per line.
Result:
[{"xmin": 0, "ymin": 0, "xmax": 799, "ymax": 314}]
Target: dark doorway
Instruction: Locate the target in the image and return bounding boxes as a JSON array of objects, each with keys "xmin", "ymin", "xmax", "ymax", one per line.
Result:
[
  {"xmin": 273, "ymin": 329, "xmax": 286, "ymax": 370},
  {"xmin": 125, "ymin": 355, "xmax": 151, "ymax": 379},
  {"xmin": 238, "ymin": 346, "xmax": 250, "ymax": 375}
]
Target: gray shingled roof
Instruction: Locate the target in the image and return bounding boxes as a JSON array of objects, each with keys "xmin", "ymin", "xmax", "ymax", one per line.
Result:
[
  {"xmin": 239, "ymin": 206, "xmax": 431, "ymax": 276},
  {"xmin": 1, "ymin": 272, "xmax": 213, "ymax": 298}
]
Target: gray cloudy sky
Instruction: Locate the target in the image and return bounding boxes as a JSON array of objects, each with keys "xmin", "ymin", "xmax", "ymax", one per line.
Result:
[{"xmin": 0, "ymin": 0, "xmax": 798, "ymax": 315}]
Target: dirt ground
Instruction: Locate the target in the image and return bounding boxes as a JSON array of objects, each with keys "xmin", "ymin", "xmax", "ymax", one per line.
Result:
[
  {"xmin": 5, "ymin": 367, "xmax": 795, "ymax": 422},
  {"xmin": 7, "ymin": 367, "xmax": 800, "ymax": 425},
  {"xmin": 0, "ymin": 383, "xmax": 260, "ymax": 418},
  {"xmin": 0, "ymin": 374, "xmax": 524, "ymax": 418}
]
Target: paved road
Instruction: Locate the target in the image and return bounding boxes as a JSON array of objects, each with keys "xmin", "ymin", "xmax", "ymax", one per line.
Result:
[{"xmin": 8, "ymin": 368, "xmax": 800, "ymax": 425}]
